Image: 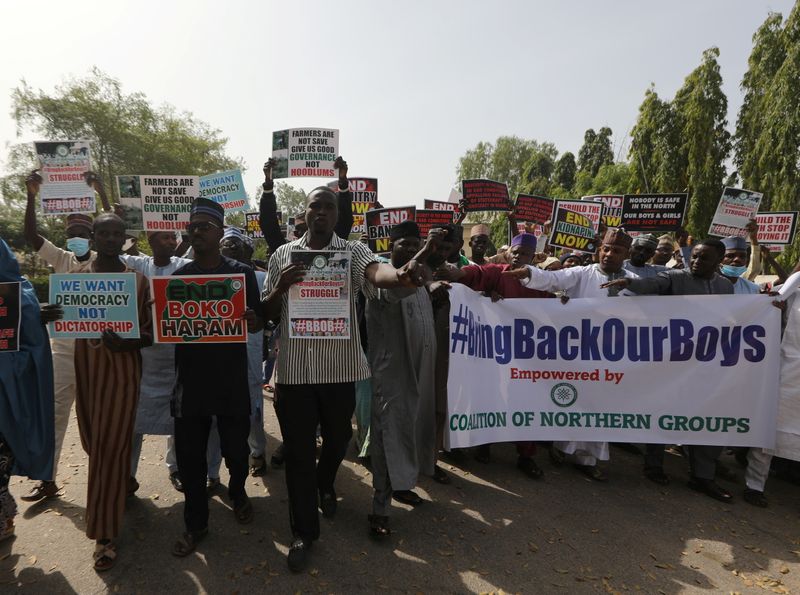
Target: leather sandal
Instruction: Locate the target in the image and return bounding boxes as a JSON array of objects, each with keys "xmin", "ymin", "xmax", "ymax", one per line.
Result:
[{"xmin": 93, "ymin": 541, "xmax": 117, "ymax": 572}]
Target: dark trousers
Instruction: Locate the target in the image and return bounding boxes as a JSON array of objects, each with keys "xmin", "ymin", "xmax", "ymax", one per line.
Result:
[
  {"xmin": 174, "ymin": 414, "xmax": 250, "ymax": 533},
  {"xmin": 275, "ymin": 382, "xmax": 355, "ymax": 542},
  {"xmin": 644, "ymin": 444, "xmax": 722, "ymax": 481}
]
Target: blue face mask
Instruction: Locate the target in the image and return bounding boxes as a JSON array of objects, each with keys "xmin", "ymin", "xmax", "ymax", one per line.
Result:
[
  {"xmin": 720, "ymin": 264, "xmax": 747, "ymax": 277},
  {"xmin": 66, "ymin": 237, "xmax": 90, "ymax": 257}
]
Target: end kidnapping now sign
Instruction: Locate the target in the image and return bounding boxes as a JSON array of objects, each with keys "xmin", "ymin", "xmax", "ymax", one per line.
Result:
[
  {"xmin": 150, "ymin": 275, "xmax": 247, "ymax": 344},
  {"xmin": 446, "ymin": 285, "xmax": 780, "ymax": 449},
  {"xmin": 49, "ymin": 273, "xmax": 140, "ymax": 339}
]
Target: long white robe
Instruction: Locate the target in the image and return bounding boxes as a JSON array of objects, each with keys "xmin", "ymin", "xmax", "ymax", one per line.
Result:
[
  {"xmin": 521, "ymin": 264, "xmax": 639, "ymax": 464},
  {"xmin": 775, "ymin": 273, "xmax": 800, "ymax": 460}
]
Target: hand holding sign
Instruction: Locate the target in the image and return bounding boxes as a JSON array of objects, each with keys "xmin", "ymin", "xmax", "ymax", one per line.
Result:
[
  {"xmin": 263, "ymin": 158, "xmax": 275, "ymax": 191},
  {"xmin": 39, "ymin": 303, "xmax": 63, "ymax": 325},
  {"xmin": 25, "ymin": 170, "xmax": 42, "ymax": 196},
  {"xmin": 276, "ymin": 263, "xmax": 307, "ymax": 294},
  {"xmin": 333, "ymin": 156, "xmax": 348, "ymax": 188},
  {"xmin": 745, "ymin": 218, "xmax": 759, "ymax": 244}
]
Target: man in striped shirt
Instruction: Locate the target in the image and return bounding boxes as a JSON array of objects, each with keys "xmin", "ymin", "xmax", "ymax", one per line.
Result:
[{"xmin": 262, "ymin": 186, "xmax": 426, "ymax": 573}]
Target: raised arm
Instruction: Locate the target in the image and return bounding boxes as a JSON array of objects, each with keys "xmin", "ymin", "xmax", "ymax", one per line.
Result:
[
  {"xmin": 744, "ymin": 219, "xmax": 761, "ymax": 281},
  {"xmin": 333, "ymin": 156, "xmax": 354, "ymax": 239},
  {"xmin": 24, "ymin": 170, "xmax": 45, "ymax": 251},
  {"xmin": 259, "ymin": 158, "xmax": 289, "ymax": 253},
  {"xmin": 85, "ymin": 171, "xmax": 111, "ymax": 212}
]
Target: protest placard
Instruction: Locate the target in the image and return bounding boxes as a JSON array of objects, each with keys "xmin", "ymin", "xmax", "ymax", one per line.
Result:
[
  {"xmin": 448, "ymin": 188, "xmax": 463, "ymax": 204},
  {"xmin": 460, "ymin": 179, "xmax": 511, "ymax": 212},
  {"xmin": 327, "ymin": 178, "xmax": 377, "ymax": 236},
  {"xmin": 116, "ymin": 175, "xmax": 144, "ymax": 230},
  {"xmin": 49, "ymin": 273, "xmax": 140, "ymax": 339},
  {"xmin": 755, "ymin": 211, "xmax": 798, "ymax": 246},
  {"xmin": 199, "ymin": 169, "xmax": 248, "ymax": 212},
  {"xmin": 35, "ymin": 141, "xmax": 94, "ymax": 215},
  {"xmin": 446, "ymin": 285, "xmax": 780, "ymax": 449},
  {"xmin": 424, "ymin": 199, "xmax": 457, "ymax": 212},
  {"xmin": 288, "ymin": 250, "xmax": 351, "ymax": 339},
  {"xmin": 366, "ymin": 206, "xmax": 416, "ymax": 253},
  {"xmin": 708, "ymin": 187, "xmax": 763, "ymax": 237},
  {"xmin": 416, "ymin": 209, "xmax": 457, "ymax": 236},
  {"xmin": 142, "ymin": 175, "xmax": 199, "ymax": 232},
  {"xmin": 583, "ymin": 195, "xmax": 623, "ymax": 227},
  {"xmin": 0, "ymin": 282, "xmax": 21, "ymax": 352},
  {"xmin": 244, "ymin": 212, "xmax": 263, "ymax": 239},
  {"xmin": 549, "ymin": 205, "xmax": 597, "ymax": 252},
  {"xmin": 621, "ymin": 193, "xmax": 688, "ymax": 232},
  {"xmin": 514, "ymin": 194, "xmax": 554, "ymax": 224},
  {"xmin": 272, "ymin": 128, "xmax": 339, "ymax": 178},
  {"xmin": 150, "ymin": 274, "xmax": 247, "ymax": 343}
]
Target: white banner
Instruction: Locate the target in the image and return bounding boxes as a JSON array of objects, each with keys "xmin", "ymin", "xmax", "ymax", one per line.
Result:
[{"xmin": 446, "ymin": 285, "xmax": 781, "ymax": 449}]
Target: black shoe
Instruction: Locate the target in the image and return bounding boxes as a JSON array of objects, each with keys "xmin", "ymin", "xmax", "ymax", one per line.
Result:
[
  {"xmin": 319, "ymin": 491, "xmax": 337, "ymax": 518},
  {"xmin": 574, "ymin": 463, "xmax": 607, "ymax": 482},
  {"xmin": 287, "ymin": 537, "xmax": 312, "ymax": 573},
  {"xmin": 271, "ymin": 444, "xmax": 285, "ymax": 468},
  {"xmin": 548, "ymin": 446, "xmax": 565, "ymax": 466},
  {"xmin": 474, "ymin": 444, "xmax": 491, "ymax": 464},
  {"xmin": 743, "ymin": 488, "xmax": 768, "ymax": 508},
  {"xmin": 687, "ymin": 477, "xmax": 732, "ymax": 503},
  {"xmin": 169, "ymin": 472, "xmax": 184, "ymax": 493},
  {"xmin": 20, "ymin": 480, "xmax": 59, "ymax": 502},
  {"xmin": 127, "ymin": 476, "xmax": 140, "ymax": 497},
  {"xmin": 206, "ymin": 477, "xmax": 221, "ymax": 495},
  {"xmin": 715, "ymin": 461, "xmax": 738, "ymax": 483},
  {"xmin": 517, "ymin": 456, "xmax": 544, "ymax": 479},
  {"xmin": 393, "ymin": 490, "xmax": 424, "ymax": 506},
  {"xmin": 644, "ymin": 467, "xmax": 670, "ymax": 486},
  {"xmin": 249, "ymin": 455, "xmax": 267, "ymax": 477},
  {"xmin": 432, "ymin": 465, "xmax": 451, "ymax": 484}
]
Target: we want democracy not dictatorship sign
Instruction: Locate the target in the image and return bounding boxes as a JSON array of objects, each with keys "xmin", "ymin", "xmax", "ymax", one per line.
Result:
[{"xmin": 445, "ymin": 285, "xmax": 780, "ymax": 449}]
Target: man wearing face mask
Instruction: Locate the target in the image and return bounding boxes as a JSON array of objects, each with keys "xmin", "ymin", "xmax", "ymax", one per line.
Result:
[
  {"xmin": 720, "ymin": 236, "xmax": 761, "ymax": 294},
  {"xmin": 21, "ymin": 169, "xmax": 111, "ymax": 503}
]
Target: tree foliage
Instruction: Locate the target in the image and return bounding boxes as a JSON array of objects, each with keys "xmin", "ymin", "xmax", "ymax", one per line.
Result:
[
  {"xmin": 577, "ymin": 127, "xmax": 614, "ymax": 178},
  {"xmin": 552, "ymin": 151, "xmax": 577, "ymax": 191},
  {"xmin": 274, "ymin": 182, "xmax": 308, "ymax": 219}
]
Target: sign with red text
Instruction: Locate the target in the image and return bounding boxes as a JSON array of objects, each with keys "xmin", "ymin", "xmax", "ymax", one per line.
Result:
[
  {"xmin": 150, "ymin": 275, "xmax": 247, "ymax": 344},
  {"xmin": 708, "ymin": 187, "xmax": 763, "ymax": 237},
  {"xmin": 514, "ymin": 194, "xmax": 554, "ymax": 224},
  {"xmin": 583, "ymin": 195, "xmax": 623, "ymax": 227},
  {"xmin": 622, "ymin": 193, "xmax": 688, "ymax": 232},
  {"xmin": 755, "ymin": 212, "xmax": 798, "ymax": 246},
  {"xmin": 244, "ymin": 212, "xmax": 263, "ymax": 240},
  {"xmin": 461, "ymin": 179, "xmax": 511, "ymax": 212},
  {"xmin": 365, "ymin": 206, "xmax": 416, "ymax": 253},
  {"xmin": 288, "ymin": 250, "xmax": 351, "ymax": 339},
  {"xmin": 35, "ymin": 140, "xmax": 94, "ymax": 215},
  {"xmin": 416, "ymin": 209, "xmax": 456, "ymax": 236},
  {"xmin": 327, "ymin": 178, "xmax": 377, "ymax": 236},
  {"xmin": 554, "ymin": 199, "xmax": 603, "ymax": 232},
  {"xmin": 0, "ymin": 282, "xmax": 21, "ymax": 352},
  {"xmin": 272, "ymin": 128, "xmax": 339, "ymax": 178}
]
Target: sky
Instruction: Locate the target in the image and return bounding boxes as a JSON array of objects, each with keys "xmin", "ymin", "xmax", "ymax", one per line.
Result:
[{"xmin": 0, "ymin": 0, "xmax": 795, "ymax": 207}]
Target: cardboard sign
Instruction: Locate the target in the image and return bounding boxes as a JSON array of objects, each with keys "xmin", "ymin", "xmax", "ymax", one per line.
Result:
[
  {"xmin": 327, "ymin": 178, "xmax": 378, "ymax": 236},
  {"xmin": 272, "ymin": 128, "xmax": 339, "ymax": 178},
  {"xmin": 553, "ymin": 199, "xmax": 603, "ymax": 232},
  {"xmin": 199, "ymin": 169, "xmax": 248, "ymax": 212},
  {"xmin": 244, "ymin": 212, "xmax": 263, "ymax": 240},
  {"xmin": 0, "ymin": 282, "xmax": 21, "ymax": 352},
  {"xmin": 583, "ymin": 195, "xmax": 623, "ymax": 227},
  {"xmin": 460, "ymin": 179, "xmax": 511, "ymax": 212},
  {"xmin": 366, "ymin": 206, "xmax": 416, "ymax": 253},
  {"xmin": 288, "ymin": 250, "xmax": 352, "ymax": 339},
  {"xmin": 35, "ymin": 140, "xmax": 94, "ymax": 215},
  {"xmin": 416, "ymin": 209, "xmax": 456, "ymax": 237},
  {"xmin": 709, "ymin": 187, "xmax": 763, "ymax": 237},
  {"xmin": 150, "ymin": 274, "xmax": 247, "ymax": 343},
  {"xmin": 621, "ymin": 193, "xmax": 688, "ymax": 232},
  {"xmin": 514, "ymin": 194, "xmax": 553, "ymax": 224},
  {"xmin": 755, "ymin": 212, "xmax": 798, "ymax": 246},
  {"xmin": 49, "ymin": 273, "xmax": 140, "ymax": 339},
  {"xmin": 549, "ymin": 205, "xmax": 597, "ymax": 253}
]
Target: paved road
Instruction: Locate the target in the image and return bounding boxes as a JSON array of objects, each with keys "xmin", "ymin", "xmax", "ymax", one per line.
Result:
[{"xmin": 2, "ymin": 404, "xmax": 799, "ymax": 594}]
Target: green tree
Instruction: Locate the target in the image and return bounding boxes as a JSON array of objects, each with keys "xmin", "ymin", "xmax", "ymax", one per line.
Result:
[
  {"xmin": 7, "ymin": 68, "xmax": 242, "ymax": 205},
  {"xmin": 274, "ymin": 182, "xmax": 308, "ymax": 219},
  {"xmin": 574, "ymin": 162, "xmax": 636, "ymax": 197},
  {"xmin": 673, "ymin": 47, "xmax": 731, "ymax": 238},
  {"xmin": 577, "ymin": 127, "xmax": 614, "ymax": 178},
  {"xmin": 735, "ymin": 7, "xmax": 800, "ymax": 264},
  {"xmin": 552, "ymin": 151, "xmax": 577, "ymax": 191}
]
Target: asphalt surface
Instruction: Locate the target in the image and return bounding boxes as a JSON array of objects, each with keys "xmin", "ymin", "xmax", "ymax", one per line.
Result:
[{"xmin": 2, "ymin": 401, "xmax": 800, "ymax": 594}]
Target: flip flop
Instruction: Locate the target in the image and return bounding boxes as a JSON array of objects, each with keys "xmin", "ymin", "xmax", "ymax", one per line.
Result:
[
  {"xmin": 172, "ymin": 529, "xmax": 208, "ymax": 557},
  {"xmin": 234, "ymin": 498, "xmax": 254, "ymax": 524},
  {"xmin": 93, "ymin": 541, "xmax": 118, "ymax": 572}
]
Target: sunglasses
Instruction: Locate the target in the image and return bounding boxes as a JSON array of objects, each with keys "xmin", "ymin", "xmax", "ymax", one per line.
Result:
[{"xmin": 186, "ymin": 221, "xmax": 221, "ymax": 234}]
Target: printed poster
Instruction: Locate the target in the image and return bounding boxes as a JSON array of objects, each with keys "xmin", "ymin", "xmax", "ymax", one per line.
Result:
[
  {"xmin": 327, "ymin": 177, "xmax": 378, "ymax": 236},
  {"xmin": 288, "ymin": 250, "xmax": 351, "ymax": 339},
  {"xmin": 244, "ymin": 212, "xmax": 263, "ymax": 239},
  {"xmin": 621, "ymin": 193, "xmax": 688, "ymax": 232},
  {"xmin": 199, "ymin": 169, "xmax": 248, "ymax": 212},
  {"xmin": 365, "ymin": 206, "xmax": 416, "ymax": 253},
  {"xmin": 583, "ymin": 195, "xmax": 623, "ymax": 227},
  {"xmin": 755, "ymin": 212, "xmax": 798, "ymax": 246},
  {"xmin": 709, "ymin": 187, "xmax": 763, "ymax": 237},
  {"xmin": 117, "ymin": 175, "xmax": 199, "ymax": 232},
  {"xmin": 49, "ymin": 273, "xmax": 140, "ymax": 339},
  {"xmin": 514, "ymin": 194, "xmax": 554, "ymax": 224},
  {"xmin": 416, "ymin": 209, "xmax": 456, "ymax": 236},
  {"xmin": 0, "ymin": 282, "xmax": 21, "ymax": 352},
  {"xmin": 272, "ymin": 128, "xmax": 339, "ymax": 178},
  {"xmin": 34, "ymin": 141, "xmax": 94, "ymax": 215},
  {"xmin": 461, "ymin": 179, "xmax": 511, "ymax": 212},
  {"xmin": 150, "ymin": 275, "xmax": 247, "ymax": 344},
  {"xmin": 549, "ymin": 205, "xmax": 597, "ymax": 253}
]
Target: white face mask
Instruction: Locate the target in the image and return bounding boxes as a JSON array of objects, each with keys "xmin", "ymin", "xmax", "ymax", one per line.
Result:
[{"xmin": 66, "ymin": 237, "xmax": 90, "ymax": 257}]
